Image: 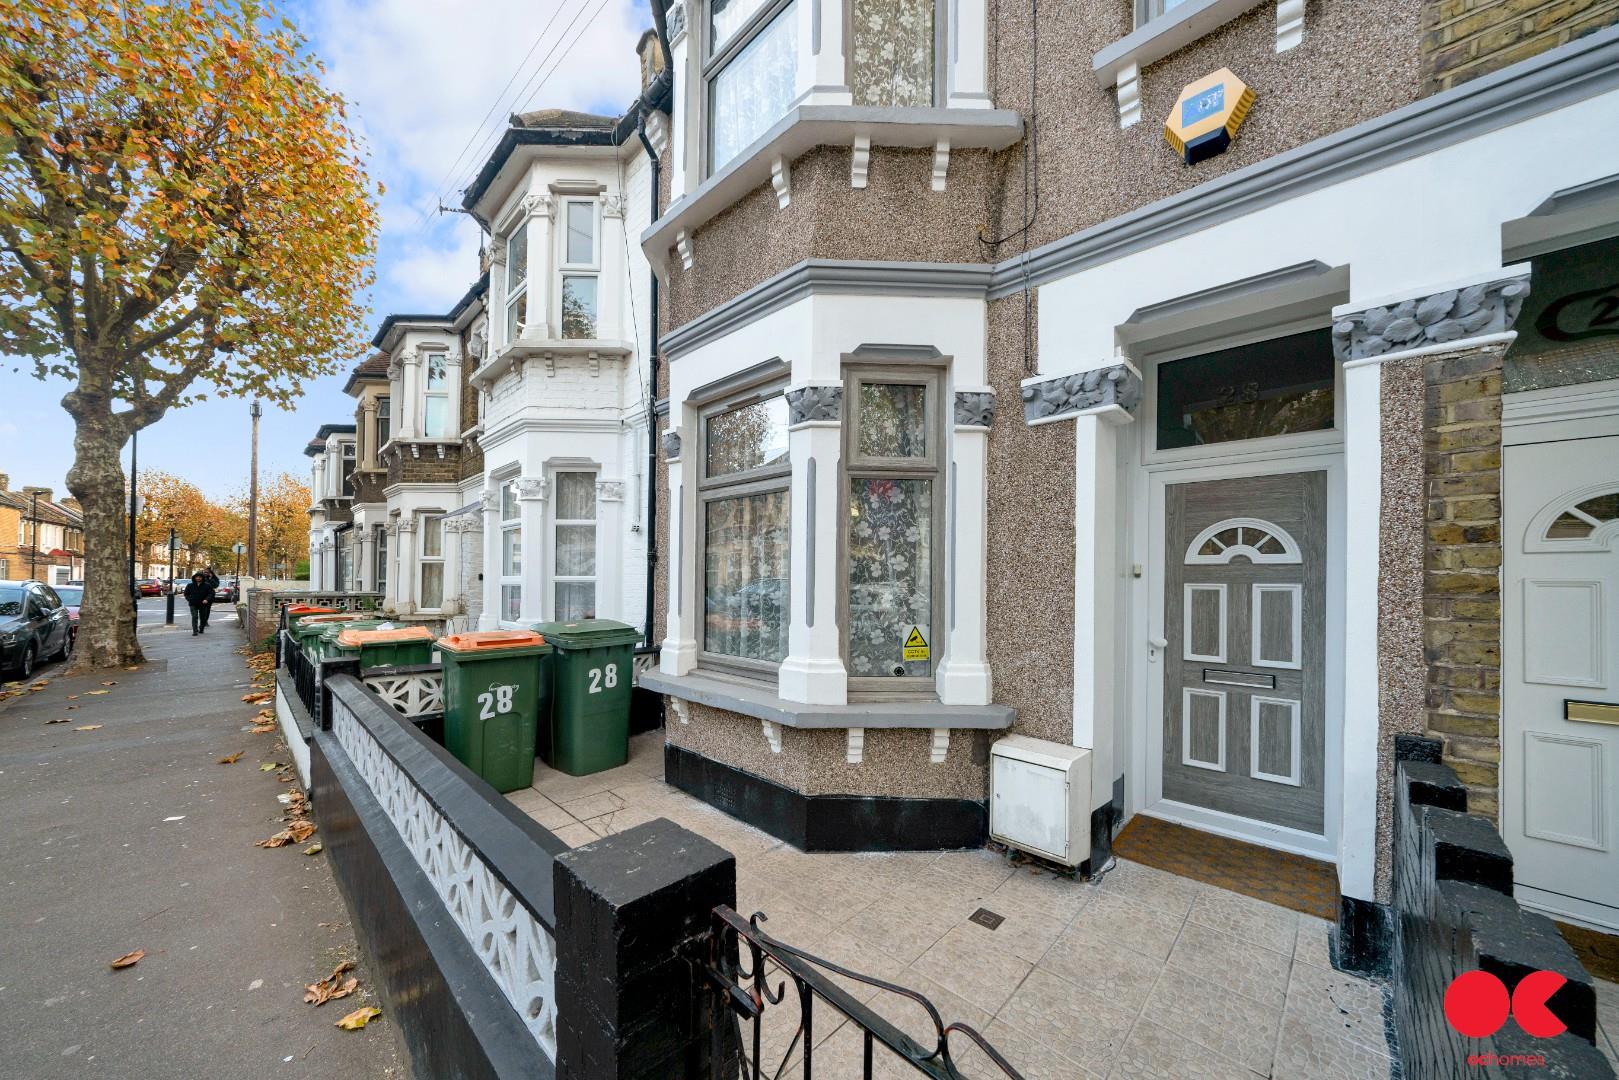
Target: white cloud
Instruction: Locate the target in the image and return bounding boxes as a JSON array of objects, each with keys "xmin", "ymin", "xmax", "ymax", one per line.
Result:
[{"xmin": 300, "ymin": 0, "xmax": 649, "ymax": 315}]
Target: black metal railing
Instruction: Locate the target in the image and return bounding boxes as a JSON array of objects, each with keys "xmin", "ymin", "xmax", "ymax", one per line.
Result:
[
  {"xmin": 284, "ymin": 630, "xmax": 318, "ymax": 716},
  {"xmin": 703, "ymin": 906, "xmax": 1024, "ymax": 1080}
]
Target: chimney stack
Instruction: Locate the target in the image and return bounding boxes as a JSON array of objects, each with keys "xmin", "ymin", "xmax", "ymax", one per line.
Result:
[
  {"xmin": 22, "ymin": 485, "xmax": 53, "ymax": 503},
  {"xmin": 0, "ymin": 473, "xmax": 9, "ymax": 492}
]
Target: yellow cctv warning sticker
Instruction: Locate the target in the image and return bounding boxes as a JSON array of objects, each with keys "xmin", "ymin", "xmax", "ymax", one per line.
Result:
[{"xmin": 903, "ymin": 626, "xmax": 929, "ymax": 662}]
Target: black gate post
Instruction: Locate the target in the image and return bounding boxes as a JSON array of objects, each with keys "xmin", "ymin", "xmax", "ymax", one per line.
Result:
[{"xmin": 552, "ymin": 819, "xmax": 737, "ymax": 1079}]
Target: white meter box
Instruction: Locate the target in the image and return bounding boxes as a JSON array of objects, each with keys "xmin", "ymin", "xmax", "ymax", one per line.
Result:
[{"xmin": 989, "ymin": 735, "xmax": 1092, "ymax": 868}]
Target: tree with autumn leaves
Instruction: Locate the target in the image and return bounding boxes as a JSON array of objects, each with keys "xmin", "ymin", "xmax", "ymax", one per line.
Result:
[{"xmin": 0, "ymin": 0, "xmax": 378, "ymax": 668}]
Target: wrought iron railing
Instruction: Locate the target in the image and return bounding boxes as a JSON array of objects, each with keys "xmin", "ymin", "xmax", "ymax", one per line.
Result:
[
  {"xmin": 703, "ymin": 906, "xmax": 1025, "ymax": 1080},
  {"xmin": 325, "ymin": 673, "xmax": 566, "ymax": 1060},
  {"xmin": 284, "ymin": 630, "xmax": 318, "ymax": 716},
  {"xmin": 361, "ymin": 665, "xmax": 444, "ymax": 718}
]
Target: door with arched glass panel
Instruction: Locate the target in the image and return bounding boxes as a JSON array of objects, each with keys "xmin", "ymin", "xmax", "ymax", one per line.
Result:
[{"xmin": 1163, "ymin": 472, "xmax": 1327, "ymax": 834}]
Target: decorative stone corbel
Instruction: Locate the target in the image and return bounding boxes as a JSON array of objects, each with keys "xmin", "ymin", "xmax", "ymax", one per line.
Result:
[
  {"xmin": 786, "ymin": 385, "xmax": 842, "ymax": 425},
  {"xmin": 517, "ymin": 476, "xmax": 549, "ymax": 501},
  {"xmin": 643, "ymin": 109, "xmax": 671, "ymax": 157},
  {"xmin": 588, "ymin": 351, "xmax": 600, "ymax": 378},
  {"xmin": 602, "ymin": 194, "xmax": 627, "ymax": 219},
  {"xmin": 953, "ymin": 390, "xmax": 996, "ymax": 428},
  {"xmin": 1330, "ymin": 274, "xmax": 1530, "ymax": 362},
  {"xmin": 521, "ymin": 191, "xmax": 554, "ymax": 220},
  {"xmin": 771, "ymin": 155, "xmax": 791, "ymax": 209},
  {"xmin": 435, "ymin": 444, "xmax": 446, "ymax": 460},
  {"xmin": 846, "ymin": 728, "xmax": 864, "ymax": 765},
  {"xmin": 410, "ymin": 443, "xmax": 421, "ymax": 459},
  {"xmin": 661, "ymin": 430, "xmax": 683, "ymax": 460},
  {"xmin": 675, "ymin": 230, "xmax": 693, "ymax": 271},
  {"xmin": 479, "ymin": 487, "xmax": 497, "ymax": 512},
  {"xmin": 666, "ymin": 0, "xmax": 687, "ymax": 44},
  {"xmin": 851, "ymin": 136, "xmax": 871, "ymax": 189},
  {"xmin": 1022, "ymin": 360, "xmax": 1144, "ymax": 424},
  {"xmin": 1276, "ymin": 0, "xmax": 1305, "ymax": 51},
  {"xmin": 1117, "ymin": 62, "xmax": 1141, "ymax": 129},
  {"xmin": 761, "ymin": 719, "xmax": 782, "ymax": 754},
  {"xmin": 931, "ymin": 139, "xmax": 950, "ymax": 193},
  {"xmin": 930, "ymin": 728, "xmax": 949, "ymax": 764},
  {"xmin": 595, "ymin": 480, "xmax": 625, "ymax": 502}
]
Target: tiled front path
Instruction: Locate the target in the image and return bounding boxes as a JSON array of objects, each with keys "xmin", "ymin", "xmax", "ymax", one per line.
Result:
[{"xmin": 512, "ymin": 733, "xmax": 1394, "ymax": 1080}]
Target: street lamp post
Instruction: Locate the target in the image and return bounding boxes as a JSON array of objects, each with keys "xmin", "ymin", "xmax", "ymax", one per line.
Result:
[
  {"xmin": 165, "ymin": 527, "xmax": 178, "ymax": 625},
  {"xmin": 27, "ymin": 489, "xmax": 39, "ymax": 579}
]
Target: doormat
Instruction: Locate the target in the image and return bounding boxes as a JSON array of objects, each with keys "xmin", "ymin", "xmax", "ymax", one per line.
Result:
[
  {"xmin": 1111, "ymin": 815, "xmax": 1338, "ymax": 921},
  {"xmin": 1555, "ymin": 921, "xmax": 1619, "ymax": 984}
]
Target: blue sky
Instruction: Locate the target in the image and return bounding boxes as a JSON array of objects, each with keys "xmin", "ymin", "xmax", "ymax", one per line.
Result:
[{"xmin": 9, "ymin": 0, "xmax": 649, "ymax": 503}]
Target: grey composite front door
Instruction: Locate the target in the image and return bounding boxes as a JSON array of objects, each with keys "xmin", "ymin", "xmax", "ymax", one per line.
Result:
[{"xmin": 1163, "ymin": 472, "xmax": 1327, "ymax": 835}]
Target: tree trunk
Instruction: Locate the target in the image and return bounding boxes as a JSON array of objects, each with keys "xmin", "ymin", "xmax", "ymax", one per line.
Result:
[{"xmin": 66, "ymin": 416, "xmax": 144, "ymax": 669}]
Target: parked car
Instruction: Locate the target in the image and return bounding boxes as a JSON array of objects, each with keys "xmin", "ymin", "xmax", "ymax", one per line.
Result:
[
  {"xmin": 214, "ymin": 578, "xmax": 237, "ymax": 603},
  {"xmin": 0, "ymin": 580, "xmax": 72, "ymax": 679},
  {"xmin": 137, "ymin": 578, "xmax": 163, "ymax": 597},
  {"xmin": 53, "ymin": 584, "xmax": 83, "ymax": 648}
]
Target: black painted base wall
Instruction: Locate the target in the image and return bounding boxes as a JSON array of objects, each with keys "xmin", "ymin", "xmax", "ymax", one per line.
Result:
[
  {"xmin": 1391, "ymin": 742, "xmax": 1613, "ymax": 1079},
  {"xmin": 311, "ymin": 731, "xmax": 554, "ymax": 1080},
  {"xmin": 665, "ymin": 744, "xmax": 987, "ymax": 851}
]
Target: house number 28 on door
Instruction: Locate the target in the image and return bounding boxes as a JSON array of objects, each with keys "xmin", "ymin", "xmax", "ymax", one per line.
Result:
[
  {"xmin": 478, "ymin": 684, "xmax": 516, "ymax": 719},
  {"xmin": 588, "ymin": 664, "xmax": 618, "ymax": 694}
]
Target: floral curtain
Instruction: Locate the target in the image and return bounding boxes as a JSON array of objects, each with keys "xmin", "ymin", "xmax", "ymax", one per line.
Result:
[
  {"xmin": 852, "ymin": 0, "xmax": 934, "ymax": 108},
  {"xmin": 847, "ymin": 477, "xmax": 931, "ymax": 677}
]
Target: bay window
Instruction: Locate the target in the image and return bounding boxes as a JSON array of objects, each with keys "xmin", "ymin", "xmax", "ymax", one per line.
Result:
[
  {"xmin": 851, "ymin": 0, "xmax": 940, "ymax": 107},
  {"xmin": 423, "ymin": 353, "xmax": 450, "ymax": 438},
  {"xmin": 373, "ymin": 525, "xmax": 387, "ymax": 594},
  {"xmin": 844, "ymin": 369, "xmax": 941, "ymax": 690},
  {"xmin": 340, "ymin": 441, "xmax": 355, "ymax": 496},
  {"xmin": 419, "ymin": 514, "xmax": 445, "ymax": 609},
  {"xmin": 706, "ymin": 0, "xmax": 798, "ymax": 173},
  {"xmin": 553, "ymin": 472, "xmax": 597, "ymax": 620},
  {"xmin": 698, "ymin": 389, "xmax": 790, "ymax": 671},
  {"xmin": 505, "ymin": 225, "xmax": 528, "ymax": 343},
  {"xmin": 376, "ymin": 396, "xmax": 390, "ymax": 453},
  {"xmin": 500, "ymin": 479, "xmax": 521, "ymax": 622},
  {"xmin": 559, "ymin": 200, "xmax": 599, "ymax": 340}
]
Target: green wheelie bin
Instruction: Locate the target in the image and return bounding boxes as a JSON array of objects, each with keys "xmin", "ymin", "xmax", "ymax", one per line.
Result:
[
  {"xmin": 293, "ymin": 613, "xmax": 367, "ymax": 661},
  {"xmin": 332, "ymin": 625, "xmax": 435, "ymax": 670},
  {"xmin": 437, "ymin": 630, "xmax": 552, "ymax": 793},
  {"xmin": 525, "ymin": 619, "xmax": 641, "ymax": 776},
  {"xmin": 315, "ymin": 618, "xmax": 391, "ymax": 662}
]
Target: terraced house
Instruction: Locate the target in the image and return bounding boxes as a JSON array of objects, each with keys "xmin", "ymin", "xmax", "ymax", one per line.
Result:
[{"xmin": 636, "ymin": 0, "xmax": 1619, "ymax": 1005}]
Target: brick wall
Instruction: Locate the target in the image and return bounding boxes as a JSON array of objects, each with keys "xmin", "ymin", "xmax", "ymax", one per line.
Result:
[
  {"xmin": 1391, "ymin": 746, "xmax": 1612, "ymax": 1078},
  {"xmin": 386, "ymin": 446, "xmax": 461, "ymax": 486},
  {"xmin": 1422, "ymin": 347, "xmax": 1506, "ymax": 820},
  {"xmin": 1423, "ymin": 0, "xmax": 1619, "ymax": 93}
]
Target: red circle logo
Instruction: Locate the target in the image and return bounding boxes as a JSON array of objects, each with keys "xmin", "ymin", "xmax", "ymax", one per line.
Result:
[{"xmin": 1444, "ymin": 970, "xmax": 1511, "ymax": 1038}]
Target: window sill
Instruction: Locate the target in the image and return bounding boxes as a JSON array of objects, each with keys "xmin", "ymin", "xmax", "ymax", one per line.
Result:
[
  {"xmin": 641, "ymin": 104, "xmax": 1023, "ymax": 277},
  {"xmin": 471, "ymin": 337, "xmax": 635, "ymax": 388},
  {"xmin": 1092, "ymin": 0, "xmax": 1269, "ymax": 89},
  {"xmin": 638, "ymin": 668, "xmax": 1014, "ymax": 730}
]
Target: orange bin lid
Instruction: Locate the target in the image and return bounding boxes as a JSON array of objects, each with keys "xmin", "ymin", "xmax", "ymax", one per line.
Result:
[
  {"xmin": 298, "ymin": 612, "xmax": 367, "ymax": 625},
  {"xmin": 336, "ymin": 626, "xmax": 434, "ymax": 647},
  {"xmin": 437, "ymin": 629, "xmax": 547, "ymax": 653},
  {"xmin": 287, "ymin": 605, "xmax": 338, "ymax": 615}
]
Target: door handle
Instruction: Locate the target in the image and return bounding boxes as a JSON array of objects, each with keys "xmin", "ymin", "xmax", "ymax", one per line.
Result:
[{"xmin": 1149, "ymin": 636, "xmax": 1167, "ymax": 663}]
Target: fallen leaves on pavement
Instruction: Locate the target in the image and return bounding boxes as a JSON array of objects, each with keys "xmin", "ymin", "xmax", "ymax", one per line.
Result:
[
  {"xmin": 218, "ymin": 751, "xmax": 244, "ymax": 764},
  {"xmin": 303, "ymin": 961, "xmax": 357, "ymax": 1006},
  {"xmin": 303, "ymin": 842, "xmax": 323, "ymax": 856},
  {"xmin": 255, "ymin": 819, "xmax": 317, "ymax": 848},
  {"xmin": 86, "ymin": 690, "xmax": 109, "ymax": 696},
  {"xmin": 242, "ymin": 691, "xmax": 273, "ymax": 704},
  {"xmin": 109, "ymin": 950, "xmax": 145, "ymax": 970},
  {"xmin": 30, "ymin": 680, "xmax": 49, "ymax": 691},
  {"xmin": 65, "ymin": 693, "xmax": 78, "ymax": 700},
  {"xmin": 74, "ymin": 725, "xmax": 103, "ymax": 732},
  {"xmin": 100, "ymin": 680, "xmax": 117, "ymax": 687},
  {"xmin": 45, "ymin": 718, "xmax": 70, "ymax": 725},
  {"xmin": 259, "ymin": 761, "xmax": 287, "ymax": 771},
  {"xmin": 335, "ymin": 1006, "xmax": 381, "ymax": 1030},
  {"xmin": 249, "ymin": 722, "xmax": 276, "ymax": 733}
]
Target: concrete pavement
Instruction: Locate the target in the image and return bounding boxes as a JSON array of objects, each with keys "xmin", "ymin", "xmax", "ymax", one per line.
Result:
[{"xmin": 0, "ymin": 598, "xmax": 406, "ymax": 1079}]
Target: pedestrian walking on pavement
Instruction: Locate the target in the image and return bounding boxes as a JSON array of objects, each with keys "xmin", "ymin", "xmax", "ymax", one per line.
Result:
[
  {"xmin": 200, "ymin": 566, "xmax": 221, "ymax": 630},
  {"xmin": 182, "ymin": 571, "xmax": 212, "ymax": 635}
]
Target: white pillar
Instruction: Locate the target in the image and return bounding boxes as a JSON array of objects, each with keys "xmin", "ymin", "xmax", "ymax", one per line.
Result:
[
  {"xmin": 1071, "ymin": 405, "xmax": 1130, "ymax": 816},
  {"xmin": 356, "ymin": 526, "xmax": 375, "ymax": 592},
  {"xmin": 779, "ymin": 410, "xmax": 846, "ymax": 704},
  {"xmin": 517, "ymin": 476, "xmax": 549, "ymax": 622},
  {"xmin": 442, "ymin": 517, "xmax": 464, "ymax": 615},
  {"xmin": 800, "ymin": 0, "xmax": 851, "ymax": 106},
  {"xmin": 667, "ymin": 9, "xmax": 693, "ymax": 201},
  {"xmin": 596, "ymin": 479, "xmax": 626, "ymax": 622},
  {"xmin": 600, "ymin": 199, "xmax": 626, "ymax": 342},
  {"xmin": 660, "ymin": 428, "xmax": 699, "ymax": 674},
  {"xmin": 948, "ymin": 0, "xmax": 992, "ymax": 108},
  {"xmin": 937, "ymin": 394, "xmax": 992, "ymax": 705},
  {"xmin": 1339, "ymin": 356, "xmax": 1383, "ymax": 905},
  {"xmin": 399, "ymin": 349, "xmax": 422, "ymax": 438},
  {"xmin": 395, "ymin": 518, "xmax": 417, "ymax": 613},
  {"xmin": 381, "ymin": 523, "xmax": 398, "ymax": 608},
  {"xmin": 479, "ymin": 486, "xmax": 502, "ymax": 630},
  {"xmin": 521, "ymin": 193, "xmax": 554, "ymax": 340}
]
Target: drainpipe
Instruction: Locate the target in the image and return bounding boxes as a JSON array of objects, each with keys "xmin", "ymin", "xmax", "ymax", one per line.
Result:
[{"xmin": 637, "ymin": 112, "xmax": 662, "ymax": 649}]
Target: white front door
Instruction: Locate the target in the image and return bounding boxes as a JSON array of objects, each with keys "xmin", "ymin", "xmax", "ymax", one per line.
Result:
[{"xmin": 1503, "ymin": 434, "xmax": 1619, "ymax": 930}]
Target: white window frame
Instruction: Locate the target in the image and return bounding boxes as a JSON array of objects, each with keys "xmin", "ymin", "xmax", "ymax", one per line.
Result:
[
  {"xmin": 551, "ymin": 470, "xmax": 599, "ymax": 620},
  {"xmin": 422, "ymin": 351, "xmax": 451, "ymax": 439},
  {"xmin": 373, "ymin": 524, "xmax": 387, "ymax": 594},
  {"xmin": 375, "ymin": 395, "xmax": 391, "ymax": 458},
  {"xmin": 340, "ymin": 441, "xmax": 356, "ymax": 497},
  {"xmin": 499, "ymin": 478, "xmax": 522, "ymax": 623},
  {"xmin": 505, "ymin": 223, "xmax": 528, "ymax": 344},
  {"xmin": 702, "ymin": 0, "xmax": 798, "ymax": 176},
  {"xmin": 1136, "ymin": 0, "xmax": 1195, "ymax": 24},
  {"xmin": 558, "ymin": 198, "xmax": 601, "ymax": 341},
  {"xmin": 418, "ymin": 513, "xmax": 446, "ymax": 611}
]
